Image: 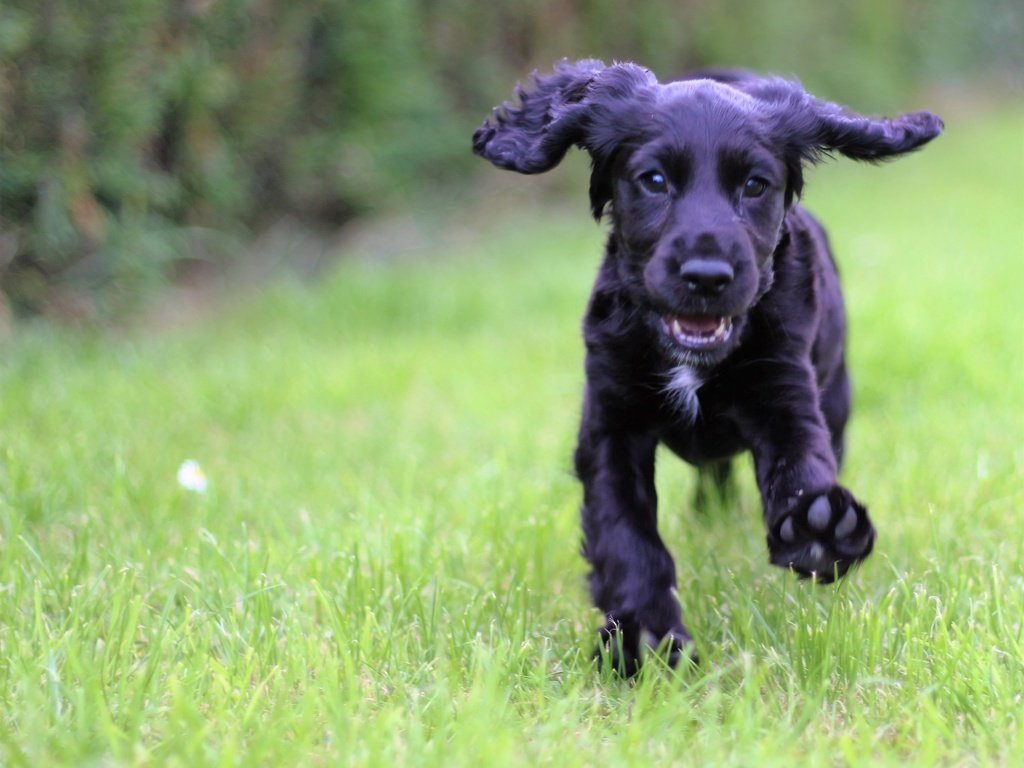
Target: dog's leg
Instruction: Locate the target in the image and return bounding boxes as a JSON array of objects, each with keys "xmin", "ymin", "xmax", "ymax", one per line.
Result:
[
  {"xmin": 575, "ymin": 417, "xmax": 693, "ymax": 675},
  {"xmin": 694, "ymin": 459, "xmax": 736, "ymax": 514},
  {"xmin": 819, "ymin": 360, "xmax": 851, "ymax": 469},
  {"xmin": 738, "ymin": 360, "xmax": 875, "ymax": 582}
]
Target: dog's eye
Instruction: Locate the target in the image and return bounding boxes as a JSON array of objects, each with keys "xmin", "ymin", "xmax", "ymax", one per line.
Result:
[
  {"xmin": 638, "ymin": 171, "xmax": 669, "ymax": 194},
  {"xmin": 743, "ymin": 177, "xmax": 769, "ymax": 198}
]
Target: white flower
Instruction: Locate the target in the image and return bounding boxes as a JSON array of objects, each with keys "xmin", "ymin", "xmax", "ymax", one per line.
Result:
[{"xmin": 177, "ymin": 460, "xmax": 208, "ymax": 493}]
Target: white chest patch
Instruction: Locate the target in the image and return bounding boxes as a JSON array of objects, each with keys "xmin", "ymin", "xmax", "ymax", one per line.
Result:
[{"xmin": 664, "ymin": 365, "xmax": 704, "ymax": 424}]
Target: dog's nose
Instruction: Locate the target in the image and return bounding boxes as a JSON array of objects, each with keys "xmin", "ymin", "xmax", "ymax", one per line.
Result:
[{"xmin": 680, "ymin": 258, "xmax": 734, "ymax": 295}]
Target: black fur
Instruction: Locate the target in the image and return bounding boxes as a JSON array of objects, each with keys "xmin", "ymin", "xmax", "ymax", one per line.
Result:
[{"xmin": 473, "ymin": 60, "xmax": 942, "ymax": 673}]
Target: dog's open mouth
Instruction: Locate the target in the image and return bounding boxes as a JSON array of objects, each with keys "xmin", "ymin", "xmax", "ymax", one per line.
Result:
[{"xmin": 662, "ymin": 314, "xmax": 733, "ymax": 350}]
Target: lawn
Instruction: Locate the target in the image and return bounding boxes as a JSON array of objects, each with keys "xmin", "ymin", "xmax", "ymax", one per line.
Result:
[{"xmin": 1, "ymin": 108, "xmax": 1022, "ymax": 766}]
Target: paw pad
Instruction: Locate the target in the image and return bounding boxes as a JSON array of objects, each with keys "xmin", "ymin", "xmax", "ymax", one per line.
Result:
[{"xmin": 769, "ymin": 487, "xmax": 875, "ymax": 582}]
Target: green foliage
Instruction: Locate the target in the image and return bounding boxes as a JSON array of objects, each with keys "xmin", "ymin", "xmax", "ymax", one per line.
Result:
[
  {"xmin": 0, "ymin": 109, "xmax": 1022, "ymax": 765},
  {"xmin": 0, "ymin": 0, "xmax": 464, "ymax": 316},
  {"xmin": 0, "ymin": 0, "xmax": 1019, "ymax": 316}
]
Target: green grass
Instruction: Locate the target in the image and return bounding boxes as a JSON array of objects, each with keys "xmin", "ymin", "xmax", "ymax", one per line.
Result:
[{"xmin": 2, "ymin": 108, "xmax": 1022, "ymax": 767}]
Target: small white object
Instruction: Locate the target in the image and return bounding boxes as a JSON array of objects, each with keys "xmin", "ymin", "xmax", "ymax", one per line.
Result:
[{"xmin": 177, "ymin": 460, "xmax": 208, "ymax": 493}]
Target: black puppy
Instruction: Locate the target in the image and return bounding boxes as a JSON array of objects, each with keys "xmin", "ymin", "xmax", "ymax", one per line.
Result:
[{"xmin": 472, "ymin": 59, "xmax": 942, "ymax": 673}]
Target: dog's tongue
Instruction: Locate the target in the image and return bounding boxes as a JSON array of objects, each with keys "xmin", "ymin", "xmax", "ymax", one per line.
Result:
[{"xmin": 676, "ymin": 315, "xmax": 721, "ymax": 335}]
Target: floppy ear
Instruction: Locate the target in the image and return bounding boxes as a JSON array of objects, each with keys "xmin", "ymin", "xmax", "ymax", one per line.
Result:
[
  {"xmin": 761, "ymin": 80, "xmax": 943, "ymax": 164},
  {"xmin": 750, "ymin": 79, "xmax": 943, "ymax": 203},
  {"xmin": 472, "ymin": 59, "xmax": 655, "ymax": 175},
  {"xmin": 803, "ymin": 99, "xmax": 944, "ymax": 161}
]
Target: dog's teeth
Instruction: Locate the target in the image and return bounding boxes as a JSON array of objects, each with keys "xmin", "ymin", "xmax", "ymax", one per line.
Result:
[{"xmin": 661, "ymin": 314, "xmax": 732, "ymax": 350}]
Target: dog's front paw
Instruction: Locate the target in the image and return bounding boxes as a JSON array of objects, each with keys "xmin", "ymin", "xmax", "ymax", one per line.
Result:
[
  {"xmin": 767, "ymin": 486, "xmax": 875, "ymax": 582},
  {"xmin": 594, "ymin": 616, "xmax": 643, "ymax": 677},
  {"xmin": 594, "ymin": 615, "xmax": 697, "ymax": 676}
]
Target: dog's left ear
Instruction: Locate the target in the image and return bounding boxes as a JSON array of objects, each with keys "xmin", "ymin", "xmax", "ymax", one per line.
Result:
[
  {"xmin": 801, "ymin": 98, "xmax": 944, "ymax": 162},
  {"xmin": 472, "ymin": 59, "xmax": 656, "ymax": 175},
  {"xmin": 753, "ymin": 79, "xmax": 943, "ymax": 202}
]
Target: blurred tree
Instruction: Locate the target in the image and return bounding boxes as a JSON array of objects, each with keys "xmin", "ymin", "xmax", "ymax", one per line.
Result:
[{"xmin": 0, "ymin": 0, "xmax": 1019, "ymax": 317}]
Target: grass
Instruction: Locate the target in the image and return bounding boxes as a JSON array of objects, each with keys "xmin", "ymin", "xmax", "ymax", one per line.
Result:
[{"xmin": 1, "ymin": 107, "xmax": 1022, "ymax": 766}]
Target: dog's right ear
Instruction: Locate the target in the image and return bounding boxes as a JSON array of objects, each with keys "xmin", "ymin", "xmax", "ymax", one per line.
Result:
[
  {"xmin": 472, "ymin": 59, "xmax": 653, "ymax": 175},
  {"xmin": 472, "ymin": 59, "xmax": 604, "ymax": 174}
]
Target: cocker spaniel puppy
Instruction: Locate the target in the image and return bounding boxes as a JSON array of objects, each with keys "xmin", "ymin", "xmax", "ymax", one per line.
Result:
[{"xmin": 473, "ymin": 60, "xmax": 942, "ymax": 673}]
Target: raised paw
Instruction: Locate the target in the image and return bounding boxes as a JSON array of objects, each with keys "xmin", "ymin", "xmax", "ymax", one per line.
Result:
[
  {"xmin": 594, "ymin": 615, "xmax": 697, "ymax": 676},
  {"xmin": 767, "ymin": 486, "xmax": 875, "ymax": 582}
]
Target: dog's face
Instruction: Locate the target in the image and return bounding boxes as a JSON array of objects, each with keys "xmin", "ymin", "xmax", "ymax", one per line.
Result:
[
  {"xmin": 605, "ymin": 81, "xmax": 790, "ymax": 366},
  {"xmin": 473, "ymin": 60, "xmax": 943, "ymax": 368}
]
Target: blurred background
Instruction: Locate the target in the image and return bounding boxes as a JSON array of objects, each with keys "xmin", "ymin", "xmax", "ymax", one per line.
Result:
[{"xmin": 1, "ymin": 0, "xmax": 1020, "ymax": 322}]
